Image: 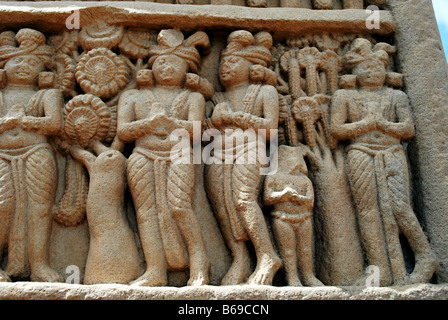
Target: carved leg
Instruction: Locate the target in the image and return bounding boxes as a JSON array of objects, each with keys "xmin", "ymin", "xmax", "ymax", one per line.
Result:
[
  {"xmin": 280, "ymin": 0, "xmax": 314, "ymax": 8},
  {"xmin": 246, "ymin": 0, "xmax": 267, "ymax": 7},
  {"xmin": 313, "ymin": 0, "xmax": 333, "ymax": 10},
  {"xmin": 210, "ymin": 0, "xmax": 232, "ymax": 4},
  {"xmin": 205, "ymin": 163, "xmax": 251, "ymax": 285},
  {"xmin": 272, "ymin": 217, "xmax": 301, "ymax": 286},
  {"xmin": 167, "ymin": 163, "xmax": 210, "ymax": 286},
  {"xmin": 127, "ymin": 153, "xmax": 167, "ymax": 286},
  {"xmin": 347, "ymin": 149, "xmax": 393, "ymax": 286},
  {"xmin": 0, "ymin": 160, "xmax": 13, "ymax": 282},
  {"xmin": 233, "ymin": 163, "xmax": 281, "ymax": 285},
  {"xmin": 368, "ymin": 0, "xmax": 388, "ymax": 8},
  {"xmin": 343, "ymin": 0, "xmax": 363, "ymax": 9},
  {"xmin": 296, "ymin": 217, "xmax": 324, "ymax": 286},
  {"xmin": 386, "ymin": 151, "xmax": 439, "ymax": 284},
  {"xmin": 25, "ymin": 149, "xmax": 63, "ymax": 282}
]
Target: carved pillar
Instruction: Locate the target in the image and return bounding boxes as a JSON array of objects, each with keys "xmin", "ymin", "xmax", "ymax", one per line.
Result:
[{"xmin": 389, "ymin": 0, "xmax": 448, "ymax": 282}]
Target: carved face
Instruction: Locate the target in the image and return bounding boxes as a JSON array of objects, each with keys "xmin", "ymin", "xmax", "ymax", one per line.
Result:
[
  {"xmin": 4, "ymin": 54, "xmax": 44, "ymax": 85},
  {"xmin": 353, "ymin": 58, "xmax": 386, "ymax": 88},
  {"xmin": 152, "ymin": 54, "xmax": 188, "ymax": 87},
  {"xmin": 219, "ymin": 55, "xmax": 251, "ymax": 88}
]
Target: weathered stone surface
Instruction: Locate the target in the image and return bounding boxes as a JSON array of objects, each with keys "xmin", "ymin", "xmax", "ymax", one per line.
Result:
[
  {"xmin": 0, "ymin": 0, "xmax": 447, "ymax": 301},
  {"xmin": 0, "ymin": 282, "xmax": 447, "ymax": 300},
  {"xmin": 389, "ymin": 0, "xmax": 448, "ymax": 284},
  {"xmin": 0, "ymin": 3, "xmax": 395, "ymax": 37}
]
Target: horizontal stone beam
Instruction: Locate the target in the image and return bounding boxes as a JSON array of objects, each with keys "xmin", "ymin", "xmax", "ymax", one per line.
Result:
[
  {"xmin": 0, "ymin": 282, "xmax": 447, "ymax": 300},
  {"xmin": 0, "ymin": 2, "xmax": 395, "ymax": 37}
]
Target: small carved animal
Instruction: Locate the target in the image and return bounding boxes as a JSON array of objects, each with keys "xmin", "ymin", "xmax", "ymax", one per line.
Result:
[{"xmin": 83, "ymin": 149, "xmax": 142, "ymax": 284}]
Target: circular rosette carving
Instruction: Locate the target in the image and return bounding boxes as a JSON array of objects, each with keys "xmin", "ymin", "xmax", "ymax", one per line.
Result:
[
  {"xmin": 119, "ymin": 28, "xmax": 157, "ymax": 59},
  {"xmin": 292, "ymin": 97, "xmax": 321, "ymax": 147},
  {"xmin": 75, "ymin": 48, "xmax": 130, "ymax": 98},
  {"xmin": 64, "ymin": 94, "xmax": 112, "ymax": 148},
  {"xmin": 79, "ymin": 22, "xmax": 124, "ymax": 51}
]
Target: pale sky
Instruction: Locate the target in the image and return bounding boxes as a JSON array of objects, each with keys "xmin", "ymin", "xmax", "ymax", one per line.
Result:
[{"xmin": 432, "ymin": 0, "xmax": 448, "ymax": 61}]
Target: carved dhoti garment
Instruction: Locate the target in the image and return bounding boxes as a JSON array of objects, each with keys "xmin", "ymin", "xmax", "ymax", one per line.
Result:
[
  {"xmin": 346, "ymin": 142, "xmax": 411, "ymax": 280},
  {"xmin": 207, "ymin": 135, "xmax": 268, "ymax": 242},
  {"xmin": 0, "ymin": 143, "xmax": 56, "ymax": 278},
  {"xmin": 205, "ymin": 84, "xmax": 271, "ymax": 242},
  {"xmin": 271, "ymin": 210, "xmax": 311, "ymax": 229},
  {"xmin": 126, "ymin": 147, "xmax": 194, "ymax": 270}
]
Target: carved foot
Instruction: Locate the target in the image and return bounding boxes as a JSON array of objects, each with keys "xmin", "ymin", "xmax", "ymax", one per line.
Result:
[
  {"xmin": 247, "ymin": 253, "xmax": 282, "ymax": 285},
  {"xmin": 221, "ymin": 258, "xmax": 252, "ymax": 285},
  {"xmin": 31, "ymin": 265, "xmax": 64, "ymax": 283},
  {"xmin": 314, "ymin": 0, "xmax": 333, "ymax": 10},
  {"xmin": 0, "ymin": 269, "xmax": 11, "ymax": 282},
  {"xmin": 302, "ymin": 275, "xmax": 324, "ymax": 287},
  {"xmin": 286, "ymin": 276, "xmax": 302, "ymax": 287},
  {"xmin": 130, "ymin": 270, "xmax": 168, "ymax": 287},
  {"xmin": 246, "ymin": 0, "xmax": 267, "ymax": 7},
  {"xmin": 409, "ymin": 251, "xmax": 439, "ymax": 284},
  {"xmin": 392, "ymin": 272, "xmax": 410, "ymax": 286},
  {"xmin": 353, "ymin": 268, "xmax": 393, "ymax": 287},
  {"xmin": 187, "ymin": 269, "xmax": 210, "ymax": 286}
]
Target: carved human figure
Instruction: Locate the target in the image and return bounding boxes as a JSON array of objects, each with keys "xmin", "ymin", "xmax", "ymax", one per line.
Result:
[
  {"xmin": 0, "ymin": 29, "xmax": 63, "ymax": 282},
  {"xmin": 330, "ymin": 38, "xmax": 439, "ymax": 286},
  {"xmin": 204, "ymin": 30, "xmax": 282, "ymax": 285},
  {"xmin": 264, "ymin": 144, "xmax": 323, "ymax": 286},
  {"xmin": 117, "ymin": 29, "xmax": 211, "ymax": 286}
]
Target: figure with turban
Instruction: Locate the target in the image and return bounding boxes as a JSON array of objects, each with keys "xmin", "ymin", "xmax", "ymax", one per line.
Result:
[
  {"xmin": 0, "ymin": 29, "xmax": 63, "ymax": 283},
  {"xmin": 330, "ymin": 38, "xmax": 439, "ymax": 286},
  {"xmin": 204, "ymin": 30, "xmax": 282, "ymax": 285},
  {"xmin": 117, "ymin": 29, "xmax": 211, "ymax": 286}
]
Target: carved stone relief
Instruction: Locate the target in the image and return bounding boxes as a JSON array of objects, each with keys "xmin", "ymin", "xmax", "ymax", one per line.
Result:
[
  {"xmin": 330, "ymin": 38, "xmax": 439, "ymax": 286},
  {"xmin": 204, "ymin": 30, "xmax": 282, "ymax": 286},
  {"xmin": 117, "ymin": 29, "xmax": 212, "ymax": 286},
  {"xmin": 0, "ymin": 29, "xmax": 64, "ymax": 283},
  {"xmin": 0, "ymin": 0, "xmax": 444, "ymax": 291},
  {"xmin": 1, "ymin": 0, "xmax": 387, "ymax": 9}
]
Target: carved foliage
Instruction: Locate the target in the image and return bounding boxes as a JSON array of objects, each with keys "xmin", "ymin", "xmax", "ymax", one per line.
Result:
[{"xmin": 0, "ymin": 22, "xmax": 437, "ymax": 288}]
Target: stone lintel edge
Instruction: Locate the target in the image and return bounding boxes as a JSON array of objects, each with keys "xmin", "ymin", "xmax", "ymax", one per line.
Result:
[
  {"xmin": 0, "ymin": 2, "xmax": 395, "ymax": 37},
  {"xmin": 0, "ymin": 282, "xmax": 447, "ymax": 300}
]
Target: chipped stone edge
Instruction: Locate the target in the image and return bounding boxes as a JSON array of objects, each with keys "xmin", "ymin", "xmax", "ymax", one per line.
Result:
[
  {"xmin": 0, "ymin": 282, "xmax": 447, "ymax": 300},
  {"xmin": 0, "ymin": 2, "xmax": 395, "ymax": 37}
]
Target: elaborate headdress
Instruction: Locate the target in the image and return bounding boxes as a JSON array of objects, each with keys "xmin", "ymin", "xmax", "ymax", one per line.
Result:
[
  {"xmin": 147, "ymin": 29, "xmax": 210, "ymax": 74},
  {"xmin": 0, "ymin": 28, "xmax": 53, "ymax": 69},
  {"xmin": 342, "ymin": 38, "xmax": 391, "ymax": 69},
  {"xmin": 340, "ymin": 38, "xmax": 403, "ymax": 89},
  {"xmin": 221, "ymin": 30, "xmax": 273, "ymax": 68}
]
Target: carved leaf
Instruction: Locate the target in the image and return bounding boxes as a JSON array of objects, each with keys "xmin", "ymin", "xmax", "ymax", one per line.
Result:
[
  {"xmin": 48, "ymin": 30, "xmax": 79, "ymax": 56},
  {"xmin": 55, "ymin": 53, "xmax": 76, "ymax": 97},
  {"xmin": 79, "ymin": 22, "xmax": 124, "ymax": 51},
  {"xmin": 53, "ymin": 155, "xmax": 88, "ymax": 227},
  {"xmin": 119, "ymin": 28, "xmax": 157, "ymax": 59}
]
